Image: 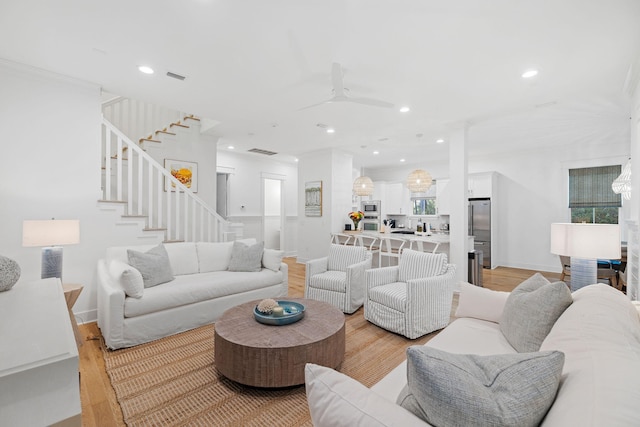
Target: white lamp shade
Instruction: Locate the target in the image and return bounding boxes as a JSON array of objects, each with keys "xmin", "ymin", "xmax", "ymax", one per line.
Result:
[
  {"xmin": 550, "ymin": 223, "xmax": 620, "ymax": 260},
  {"xmin": 353, "ymin": 176, "xmax": 374, "ymax": 196},
  {"xmin": 405, "ymin": 169, "xmax": 433, "ymax": 193},
  {"xmin": 23, "ymin": 220, "xmax": 80, "ymax": 247}
]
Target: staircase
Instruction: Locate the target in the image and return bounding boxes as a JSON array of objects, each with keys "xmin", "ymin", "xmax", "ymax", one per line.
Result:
[{"xmin": 99, "ymin": 98, "xmax": 235, "ymax": 243}]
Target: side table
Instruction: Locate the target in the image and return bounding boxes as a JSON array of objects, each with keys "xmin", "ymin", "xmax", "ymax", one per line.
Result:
[{"xmin": 63, "ymin": 283, "xmax": 84, "ymax": 347}]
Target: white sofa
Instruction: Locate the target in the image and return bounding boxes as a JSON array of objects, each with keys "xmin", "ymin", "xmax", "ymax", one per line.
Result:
[
  {"xmin": 97, "ymin": 239, "xmax": 288, "ymax": 349},
  {"xmin": 305, "ymin": 282, "xmax": 640, "ymax": 426}
]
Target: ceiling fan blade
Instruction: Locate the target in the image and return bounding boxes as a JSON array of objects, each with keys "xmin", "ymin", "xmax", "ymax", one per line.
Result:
[
  {"xmin": 331, "ymin": 63, "xmax": 345, "ymax": 97},
  {"xmin": 297, "ymin": 99, "xmax": 331, "ymax": 111},
  {"xmin": 348, "ymin": 96, "xmax": 395, "ymax": 108}
]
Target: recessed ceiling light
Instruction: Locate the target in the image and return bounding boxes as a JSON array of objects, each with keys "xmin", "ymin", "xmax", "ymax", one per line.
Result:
[
  {"xmin": 522, "ymin": 69, "xmax": 538, "ymax": 79},
  {"xmin": 400, "ymin": 158, "xmax": 406, "ymax": 163},
  {"xmin": 436, "ymin": 139, "xmax": 444, "ymax": 144},
  {"xmin": 138, "ymin": 65, "xmax": 154, "ymax": 74},
  {"xmin": 227, "ymin": 145, "xmax": 235, "ymax": 150},
  {"xmin": 373, "ymin": 151, "xmax": 379, "ymax": 155},
  {"xmin": 326, "ymin": 128, "xmax": 335, "ymax": 134},
  {"xmin": 294, "ymin": 158, "xmax": 299, "ymax": 162},
  {"xmin": 399, "ymin": 106, "xmax": 410, "ymax": 113}
]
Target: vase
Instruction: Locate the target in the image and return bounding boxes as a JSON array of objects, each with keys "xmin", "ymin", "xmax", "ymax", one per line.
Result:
[{"xmin": 352, "ymin": 220, "xmax": 360, "ymax": 231}]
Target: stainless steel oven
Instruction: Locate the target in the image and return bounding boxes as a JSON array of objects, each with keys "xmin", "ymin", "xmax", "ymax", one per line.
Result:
[
  {"xmin": 361, "ymin": 200, "xmax": 381, "ymax": 231},
  {"xmin": 362, "ymin": 221, "xmax": 379, "ymax": 231}
]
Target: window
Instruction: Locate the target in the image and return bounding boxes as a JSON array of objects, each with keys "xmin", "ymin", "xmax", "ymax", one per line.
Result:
[
  {"xmin": 411, "ymin": 181, "xmax": 437, "ymax": 215},
  {"xmin": 412, "ymin": 198, "xmax": 437, "ymax": 215},
  {"xmin": 568, "ymin": 165, "xmax": 621, "ymax": 224}
]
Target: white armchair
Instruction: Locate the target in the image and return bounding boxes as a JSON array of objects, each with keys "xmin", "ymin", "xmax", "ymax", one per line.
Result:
[
  {"xmin": 364, "ymin": 249, "xmax": 456, "ymax": 339},
  {"xmin": 305, "ymin": 244, "xmax": 372, "ymax": 314}
]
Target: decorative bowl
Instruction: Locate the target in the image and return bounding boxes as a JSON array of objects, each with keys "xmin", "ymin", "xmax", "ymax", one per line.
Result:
[{"xmin": 254, "ymin": 300, "xmax": 306, "ymax": 326}]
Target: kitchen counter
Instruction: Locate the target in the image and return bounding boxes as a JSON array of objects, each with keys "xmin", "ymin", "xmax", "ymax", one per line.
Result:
[{"xmin": 344, "ymin": 230, "xmax": 474, "ymax": 254}]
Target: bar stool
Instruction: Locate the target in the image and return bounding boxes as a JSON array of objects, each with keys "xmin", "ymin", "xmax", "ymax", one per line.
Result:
[
  {"xmin": 409, "ymin": 238, "xmax": 440, "ymax": 253},
  {"xmin": 330, "ymin": 233, "xmax": 353, "ymax": 245},
  {"xmin": 379, "ymin": 237, "xmax": 406, "ymax": 267},
  {"xmin": 354, "ymin": 235, "xmax": 380, "ymax": 266}
]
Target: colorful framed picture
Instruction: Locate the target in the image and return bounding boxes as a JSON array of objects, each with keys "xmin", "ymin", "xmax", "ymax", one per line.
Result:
[
  {"xmin": 164, "ymin": 159, "xmax": 198, "ymax": 192},
  {"xmin": 305, "ymin": 180, "xmax": 323, "ymax": 216}
]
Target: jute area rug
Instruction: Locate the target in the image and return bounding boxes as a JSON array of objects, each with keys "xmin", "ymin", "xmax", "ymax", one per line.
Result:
[{"xmin": 102, "ymin": 299, "xmax": 457, "ymax": 426}]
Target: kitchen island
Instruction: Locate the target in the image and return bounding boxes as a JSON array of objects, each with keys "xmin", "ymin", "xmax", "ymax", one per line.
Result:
[{"xmin": 343, "ymin": 230, "xmax": 474, "ymax": 258}]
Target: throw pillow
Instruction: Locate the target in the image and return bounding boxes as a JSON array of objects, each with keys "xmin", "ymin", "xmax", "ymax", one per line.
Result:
[
  {"xmin": 499, "ymin": 273, "xmax": 572, "ymax": 352},
  {"xmin": 108, "ymin": 259, "xmax": 144, "ymax": 298},
  {"xmin": 398, "ymin": 249, "xmax": 447, "ymax": 282},
  {"xmin": 196, "ymin": 241, "xmax": 234, "ymax": 272},
  {"xmin": 127, "ymin": 244, "xmax": 175, "ymax": 288},
  {"xmin": 228, "ymin": 241, "xmax": 264, "ymax": 272},
  {"xmin": 327, "ymin": 244, "xmax": 367, "ymax": 272},
  {"xmin": 304, "ymin": 364, "xmax": 425, "ymax": 427},
  {"xmin": 455, "ymin": 281, "xmax": 510, "ymax": 323},
  {"xmin": 397, "ymin": 346, "xmax": 564, "ymax": 427},
  {"xmin": 262, "ymin": 248, "xmax": 284, "ymax": 272}
]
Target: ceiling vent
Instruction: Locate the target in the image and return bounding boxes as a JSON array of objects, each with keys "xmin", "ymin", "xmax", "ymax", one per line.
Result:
[
  {"xmin": 248, "ymin": 148, "xmax": 278, "ymax": 156},
  {"xmin": 166, "ymin": 71, "xmax": 186, "ymax": 81}
]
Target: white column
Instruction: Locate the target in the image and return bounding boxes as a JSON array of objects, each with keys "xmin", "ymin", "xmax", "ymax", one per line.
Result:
[{"xmin": 448, "ymin": 125, "xmax": 469, "ymax": 285}]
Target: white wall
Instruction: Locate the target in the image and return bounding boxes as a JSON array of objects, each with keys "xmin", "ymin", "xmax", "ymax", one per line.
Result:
[
  {"xmin": 297, "ymin": 149, "xmax": 353, "ymax": 263},
  {"xmin": 217, "ymin": 150, "xmax": 298, "ymax": 255},
  {"xmin": 0, "ymin": 60, "xmax": 141, "ymax": 323}
]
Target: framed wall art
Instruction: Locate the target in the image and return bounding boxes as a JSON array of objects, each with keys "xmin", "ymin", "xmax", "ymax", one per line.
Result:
[
  {"xmin": 304, "ymin": 180, "xmax": 323, "ymax": 216},
  {"xmin": 164, "ymin": 159, "xmax": 198, "ymax": 192}
]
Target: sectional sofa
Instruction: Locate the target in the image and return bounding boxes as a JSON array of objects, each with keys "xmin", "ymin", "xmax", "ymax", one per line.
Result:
[
  {"xmin": 97, "ymin": 239, "xmax": 287, "ymax": 349},
  {"xmin": 305, "ymin": 277, "xmax": 640, "ymax": 426}
]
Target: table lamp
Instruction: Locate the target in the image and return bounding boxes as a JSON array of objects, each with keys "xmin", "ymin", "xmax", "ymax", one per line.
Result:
[
  {"xmin": 550, "ymin": 223, "xmax": 620, "ymax": 291},
  {"xmin": 23, "ymin": 219, "xmax": 80, "ymax": 282}
]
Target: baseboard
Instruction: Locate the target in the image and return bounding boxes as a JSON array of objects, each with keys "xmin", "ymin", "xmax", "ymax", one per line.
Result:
[{"xmin": 73, "ymin": 308, "xmax": 97, "ymax": 325}]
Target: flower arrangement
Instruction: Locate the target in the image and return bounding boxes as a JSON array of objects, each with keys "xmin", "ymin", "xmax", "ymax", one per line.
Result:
[
  {"xmin": 349, "ymin": 211, "xmax": 364, "ymax": 221},
  {"xmin": 349, "ymin": 211, "xmax": 364, "ymax": 230}
]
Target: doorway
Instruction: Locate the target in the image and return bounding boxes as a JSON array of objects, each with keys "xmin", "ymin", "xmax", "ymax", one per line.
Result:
[
  {"xmin": 216, "ymin": 173, "xmax": 229, "ymax": 218},
  {"xmin": 262, "ymin": 177, "xmax": 283, "ymax": 250}
]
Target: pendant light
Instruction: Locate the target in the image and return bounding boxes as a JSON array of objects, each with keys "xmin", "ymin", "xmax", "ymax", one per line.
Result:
[
  {"xmin": 353, "ymin": 175, "xmax": 374, "ymax": 196},
  {"xmin": 612, "ymin": 159, "xmax": 631, "ymax": 200},
  {"xmin": 405, "ymin": 169, "xmax": 433, "ymax": 193}
]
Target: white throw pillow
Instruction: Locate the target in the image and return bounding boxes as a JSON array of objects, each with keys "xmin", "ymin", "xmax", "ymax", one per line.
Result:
[
  {"xmin": 455, "ymin": 282, "xmax": 509, "ymax": 323},
  {"xmin": 196, "ymin": 241, "xmax": 234, "ymax": 272},
  {"xmin": 262, "ymin": 249, "xmax": 284, "ymax": 272},
  {"xmin": 163, "ymin": 242, "xmax": 199, "ymax": 275},
  {"xmin": 108, "ymin": 259, "xmax": 144, "ymax": 298},
  {"xmin": 304, "ymin": 364, "xmax": 426, "ymax": 427}
]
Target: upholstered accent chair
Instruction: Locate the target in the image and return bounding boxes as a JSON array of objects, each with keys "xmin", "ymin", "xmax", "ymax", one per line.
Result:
[
  {"xmin": 305, "ymin": 244, "xmax": 372, "ymax": 314},
  {"xmin": 364, "ymin": 249, "xmax": 456, "ymax": 339}
]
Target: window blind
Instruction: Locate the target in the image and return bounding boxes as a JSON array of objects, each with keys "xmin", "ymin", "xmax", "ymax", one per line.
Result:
[{"xmin": 568, "ymin": 165, "xmax": 622, "ymax": 208}]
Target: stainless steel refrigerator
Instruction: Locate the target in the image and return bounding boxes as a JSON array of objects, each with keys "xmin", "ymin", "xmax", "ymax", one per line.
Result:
[{"xmin": 469, "ymin": 198, "xmax": 491, "ymax": 268}]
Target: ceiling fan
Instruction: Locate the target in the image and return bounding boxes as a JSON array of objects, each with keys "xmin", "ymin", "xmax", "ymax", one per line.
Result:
[{"xmin": 299, "ymin": 63, "xmax": 395, "ymax": 110}]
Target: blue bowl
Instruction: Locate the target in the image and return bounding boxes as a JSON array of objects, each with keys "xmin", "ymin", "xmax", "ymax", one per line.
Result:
[{"xmin": 254, "ymin": 300, "xmax": 306, "ymax": 326}]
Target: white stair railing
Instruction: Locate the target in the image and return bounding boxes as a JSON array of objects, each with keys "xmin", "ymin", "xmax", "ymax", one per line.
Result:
[
  {"xmin": 102, "ymin": 96, "xmax": 184, "ymax": 144},
  {"xmin": 101, "ymin": 117, "xmax": 230, "ymax": 242}
]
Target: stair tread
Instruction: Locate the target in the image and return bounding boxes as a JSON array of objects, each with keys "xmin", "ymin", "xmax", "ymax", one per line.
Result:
[
  {"xmin": 98, "ymin": 199, "xmax": 127, "ymax": 203},
  {"xmin": 144, "ymin": 227, "xmax": 167, "ymax": 231},
  {"xmin": 122, "ymin": 215, "xmax": 148, "ymax": 218},
  {"xmin": 164, "ymin": 239, "xmax": 185, "ymax": 243}
]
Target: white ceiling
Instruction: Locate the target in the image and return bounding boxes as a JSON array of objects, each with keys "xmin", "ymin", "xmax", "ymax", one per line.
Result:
[{"xmin": 1, "ymin": 0, "xmax": 639, "ymax": 168}]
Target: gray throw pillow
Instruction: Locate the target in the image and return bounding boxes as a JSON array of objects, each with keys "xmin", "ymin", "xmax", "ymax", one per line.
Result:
[
  {"xmin": 127, "ymin": 244, "xmax": 175, "ymax": 288},
  {"xmin": 500, "ymin": 273, "xmax": 572, "ymax": 352},
  {"xmin": 397, "ymin": 346, "xmax": 564, "ymax": 427},
  {"xmin": 228, "ymin": 241, "xmax": 264, "ymax": 272}
]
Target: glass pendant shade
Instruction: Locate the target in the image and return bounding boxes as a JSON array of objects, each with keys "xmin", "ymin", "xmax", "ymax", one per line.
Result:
[
  {"xmin": 611, "ymin": 159, "xmax": 631, "ymax": 200},
  {"xmin": 405, "ymin": 169, "xmax": 433, "ymax": 193},
  {"xmin": 353, "ymin": 176, "xmax": 374, "ymax": 196}
]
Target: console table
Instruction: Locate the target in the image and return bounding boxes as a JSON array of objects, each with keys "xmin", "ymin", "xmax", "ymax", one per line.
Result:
[{"xmin": 0, "ymin": 278, "xmax": 81, "ymax": 426}]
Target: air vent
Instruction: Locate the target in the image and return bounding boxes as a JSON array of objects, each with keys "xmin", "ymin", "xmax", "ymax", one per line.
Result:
[
  {"xmin": 248, "ymin": 148, "xmax": 278, "ymax": 156},
  {"xmin": 166, "ymin": 71, "xmax": 186, "ymax": 81}
]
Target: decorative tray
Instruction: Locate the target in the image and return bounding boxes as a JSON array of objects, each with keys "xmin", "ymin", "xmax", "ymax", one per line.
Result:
[{"xmin": 253, "ymin": 300, "xmax": 306, "ymax": 326}]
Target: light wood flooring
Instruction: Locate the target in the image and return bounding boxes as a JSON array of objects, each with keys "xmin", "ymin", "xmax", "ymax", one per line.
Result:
[{"xmin": 77, "ymin": 260, "xmax": 562, "ymax": 426}]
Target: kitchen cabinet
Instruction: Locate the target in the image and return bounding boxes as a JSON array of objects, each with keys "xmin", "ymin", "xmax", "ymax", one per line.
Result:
[
  {"xmin": 468, "ymin": 173, "xmax": 494, "ymax": 198},
  {"xmin": 385, "ymin": 182, "xmax": 407, "ymax": 215},
  {"xmin": 436, "ymin": 179, "xmax": 450, "ymax": 215}
]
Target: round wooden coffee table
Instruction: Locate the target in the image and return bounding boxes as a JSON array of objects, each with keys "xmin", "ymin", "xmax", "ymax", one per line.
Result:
[{"xmin": 214, "ymin": 298, "xmax": 345, "ymax": 388}]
